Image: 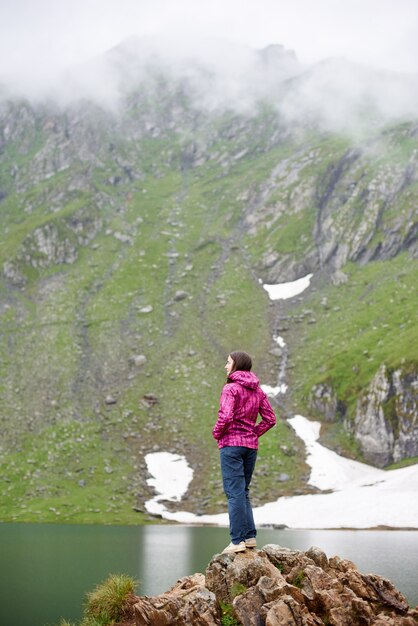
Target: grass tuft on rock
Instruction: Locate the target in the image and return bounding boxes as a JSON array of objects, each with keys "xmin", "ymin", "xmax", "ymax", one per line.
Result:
[
  {"xmin": 230, "ymin": 582, "xmax": 247, "ymax": 598},
  {"xmin": 220, "ymin": 601, "xmax": 240, "ymax": 626},
  {"xmin": 81, "ymin": 573, "xmax": 137, "ymax": 626}
]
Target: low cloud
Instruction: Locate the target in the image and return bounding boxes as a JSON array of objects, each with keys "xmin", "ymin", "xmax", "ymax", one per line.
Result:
[
  {"xmin": 1, "ymin": 1, "xmax": 418, "ymax": 134},
  {"xmin": 2, "ymin": 34, "xmax": 418, "ymax": 139}
]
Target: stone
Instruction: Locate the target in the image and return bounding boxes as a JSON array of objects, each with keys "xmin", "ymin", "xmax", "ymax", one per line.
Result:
[
  {"xmin": 134, "ymin": 573, "xmax": 219, "ymax": 626},
  {"xmin": 331, "ymin": 270, "xmax": 348, "ymax": 285},
  {"xmin": 262, "ymin": 251, "xmax": 280, "ymax": 269},
  {"xmin": 262, "ymin": 594, "xmax": 320, "ymax": 626},
  {"xmin": 173, "ymin": 290, "xmax": 189, "ymax": 301},
  {"xmin": 361, "ymin": 574, "xmax": 410, "ymax": 613},
  {"xmin": 305, "ymin": 546, "xmax": 328, "ymax": 570},
  {"xmin": 141, "ymin": 394, "xmax": 159, "ymax": 407},
  {"xmin": 327, "ymin": 595, "xmax": 374, "ymax": 625},
  {"xmin": 113, "ymin": 231, "xmax": 133, "ymax": 244},
  {"xmin": 232, "ymin": 585, "xmax": 265, "ymax": 626},
  {"xmin": 261, "ymin": 544, "xmax": 314, "ymax": 576},
  {"xmin": 130, "ymin": 354, "xmax": 147, "ymax": 367}
]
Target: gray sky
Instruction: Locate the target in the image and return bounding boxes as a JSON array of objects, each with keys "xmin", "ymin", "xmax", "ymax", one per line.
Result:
[{"xmin": 1, "ymin": 0, "xmax": 418, "ymax": 88}]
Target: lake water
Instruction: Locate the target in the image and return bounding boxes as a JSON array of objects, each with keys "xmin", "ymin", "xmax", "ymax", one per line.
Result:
[{"xmin": 1, "ymin": 523, "xmax": 417, "ymax": 626}]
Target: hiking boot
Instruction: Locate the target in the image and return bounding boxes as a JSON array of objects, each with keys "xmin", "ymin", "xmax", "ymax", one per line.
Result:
[
  {"xmin": 245, "ymin": 538, "xmax": 257, "ymax": 548},
  {"xmin": 222, "ymin": 541, "xmax": 246, "ymax": 554}
]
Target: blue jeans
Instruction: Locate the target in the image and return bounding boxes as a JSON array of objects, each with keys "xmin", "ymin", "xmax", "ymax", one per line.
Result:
[{"xmin": 220, "ymin": 446, "xmax": 257, "ymax": 544}]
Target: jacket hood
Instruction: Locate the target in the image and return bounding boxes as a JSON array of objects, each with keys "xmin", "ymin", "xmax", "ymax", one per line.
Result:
[{"xmin": 229, "ymin": 370, "xmax": 260, "ymax": 389}]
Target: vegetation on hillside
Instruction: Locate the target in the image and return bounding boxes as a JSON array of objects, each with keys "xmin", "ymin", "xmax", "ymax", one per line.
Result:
[{"xmin": 0, "ymin": 67, "xmax": 417, "ymax": 522}]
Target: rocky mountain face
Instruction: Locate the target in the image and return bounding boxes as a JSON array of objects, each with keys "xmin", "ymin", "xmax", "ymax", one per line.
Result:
[
  {"xmin": 353, "ymin": 365, "xmax": 418, "ymax": 466},
  {"xmin": 0, "ymin": 41, "xmax": 417, "ymax": 521},
  {"xmin": 309, "ymin": 363, "xmax": 418, "ymax": 467},
  {"xmin": 130, "ymin": 544, "xmax": 418, "ymax": 625}
]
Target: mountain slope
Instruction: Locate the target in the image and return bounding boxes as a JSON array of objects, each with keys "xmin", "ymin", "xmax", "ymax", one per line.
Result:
[{"xmin": 0, "ymin": 44, "xmax": 417, "ymax": 523}]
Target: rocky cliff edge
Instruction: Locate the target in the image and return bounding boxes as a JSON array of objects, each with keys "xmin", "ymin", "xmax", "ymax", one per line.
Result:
[{"xmin": 119, "ymin": 544, "xmax": 418, "ymax": 625}]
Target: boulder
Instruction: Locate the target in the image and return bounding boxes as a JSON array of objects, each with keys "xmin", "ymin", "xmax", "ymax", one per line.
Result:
[{"xmin": 173, "ymin": 290, "xmax": 189, "ymax": 301}]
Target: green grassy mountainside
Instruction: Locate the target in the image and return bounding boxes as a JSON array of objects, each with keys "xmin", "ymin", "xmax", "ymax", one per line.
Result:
[{"xmin": 0, "ymin": 44, "xmax": 417, "ymax": 523}]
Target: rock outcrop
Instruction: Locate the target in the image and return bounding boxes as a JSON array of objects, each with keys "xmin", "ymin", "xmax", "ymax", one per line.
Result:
[
  {"xmin": 132, "ymin": 544, "xmax": 417, "ymax": 626},
  {"xmin": 309, "ymin": 383, "xmax": 340, "ymax": 422},
  {"xmin": 352, "ymin": 364, "xmax": 418, "ymax": 467},
  {"xmin": 3, "ymin": 208, "xmax": 102, "ymax": 286},
  {"xmin": 134, "ymin": 573, "xmax": 218, "ymax": 626},
  {"xmin": 308, "ymin": 364, "xmax": 418, "ymax": 468}
]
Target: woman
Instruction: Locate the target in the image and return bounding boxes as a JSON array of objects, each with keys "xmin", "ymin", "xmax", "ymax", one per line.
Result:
[{"xmin": 213, "ymin": 350, "xmax": 277, "ymax": 554}]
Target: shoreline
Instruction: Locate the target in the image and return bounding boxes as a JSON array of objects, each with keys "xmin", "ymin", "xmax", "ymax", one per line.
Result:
[{"xmin": 2, "ymin": 518, "xmax": 418, "ymax": 531}]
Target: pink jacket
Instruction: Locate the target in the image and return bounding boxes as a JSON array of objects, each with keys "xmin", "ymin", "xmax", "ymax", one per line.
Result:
[{"xmin": 212, "ymin": 370, "xmax": 276, "ymax": 449}]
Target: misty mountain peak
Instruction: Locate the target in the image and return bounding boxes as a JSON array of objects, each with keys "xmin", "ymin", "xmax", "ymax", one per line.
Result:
[{"xmin": 257, "ymin": 43, "xmax": 300, "ymax": 69}]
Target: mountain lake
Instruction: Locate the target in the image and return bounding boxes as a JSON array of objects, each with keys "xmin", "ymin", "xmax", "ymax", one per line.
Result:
[{"xmin": 0, "ymin": 523, "xmax": 417, "ymax": 626}]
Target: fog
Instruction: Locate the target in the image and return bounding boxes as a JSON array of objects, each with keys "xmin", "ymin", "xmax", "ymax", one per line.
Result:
[
  {"xmin": 1, "ymin": 0, "xmax": 418, "ymax": 130},
  {"xmin": 2, "ymin": 0, "xmax": 418, "ymax": 78}
]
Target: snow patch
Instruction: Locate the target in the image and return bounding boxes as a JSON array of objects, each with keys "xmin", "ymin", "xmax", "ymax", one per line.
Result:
[
  {"xmin": 288, "ymin": 415, "xmax": 387, "ymax": 491},
  {"xmin": 145, "ymin": 452, "xmax": 194, "ymax": 517},
  {"xmin": 143, "ymin": 417, "xmax": 418, "ymax": 529},
  {"xmin": 263, "ymin": 273, "xmax": 313, "ymax": 300},
  {"xmin": 261, "ymin": 334, "xmax": 288, "ymax": 396},
  {"xmin": 261, "ymin": 383, "xmax": 288, "ymax": 396}
]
